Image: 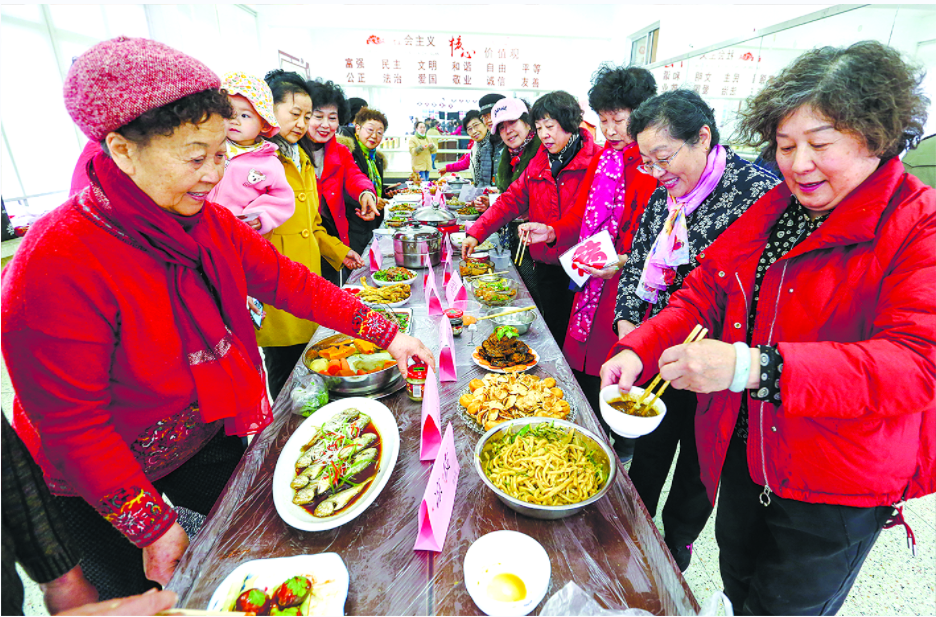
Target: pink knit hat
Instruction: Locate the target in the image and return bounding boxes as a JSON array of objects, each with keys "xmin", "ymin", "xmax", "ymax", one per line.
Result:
[{"xmin": 63, "ymin": 36, "xmax": 221, "ymax": 141}]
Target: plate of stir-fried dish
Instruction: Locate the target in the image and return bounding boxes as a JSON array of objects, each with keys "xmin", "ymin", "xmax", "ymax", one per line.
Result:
[{"xmin": 273, "ymin": 398, "xmax": 400, "ymax": 531}]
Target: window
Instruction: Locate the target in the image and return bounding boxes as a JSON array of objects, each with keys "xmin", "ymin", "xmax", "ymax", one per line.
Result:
[{"xmin": 629, "ymin": 25, "xmax": 659, "ymax": 66}]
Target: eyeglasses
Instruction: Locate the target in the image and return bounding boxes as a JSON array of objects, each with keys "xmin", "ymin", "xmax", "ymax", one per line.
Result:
[
  {"xmin": 359, "ymin": 126, "xmax": 385, "ymax": 138},
  {"xmin": 637, "ymin": 142, "xmax": 686, "ymax": 175},
  {"xmin": 466, "ymin": 122, "xmax": 485, "ymax": 132}
]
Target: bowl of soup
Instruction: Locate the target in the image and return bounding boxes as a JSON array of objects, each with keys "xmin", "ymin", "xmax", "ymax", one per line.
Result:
[{"xmin": 598, "ymin": 385, "xmax": 667, "ymax": 438}]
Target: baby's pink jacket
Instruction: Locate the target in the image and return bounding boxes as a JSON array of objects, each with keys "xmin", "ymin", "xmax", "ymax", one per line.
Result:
[{"xmin": 208, "ymin": 141, "xmax": 294, "ymax": 235}]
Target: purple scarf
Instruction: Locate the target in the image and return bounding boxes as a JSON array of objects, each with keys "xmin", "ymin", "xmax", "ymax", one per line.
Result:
[
  {"xmin": 637, "ymin": 144, "xmax": 726, "ymax": 304},
  {"xmin": 568, "ymin": 146, "xmax": 629, "ymax": 342}
]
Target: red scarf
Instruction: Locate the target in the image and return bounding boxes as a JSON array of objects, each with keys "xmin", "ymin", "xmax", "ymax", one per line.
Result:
[{"xmin": 84, "ymin": 153, "xmax": 272, "ymax": 436}]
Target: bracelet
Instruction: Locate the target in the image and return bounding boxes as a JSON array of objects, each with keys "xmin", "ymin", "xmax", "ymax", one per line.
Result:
[{"xmin": 729, "ymin": 342, "xmax": 751, "ymax": 392}]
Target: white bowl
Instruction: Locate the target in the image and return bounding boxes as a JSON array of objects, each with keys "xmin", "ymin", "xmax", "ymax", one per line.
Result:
[
  {"xmin": 206, "ymin": 553, "xmax": 348, "ymax": 615},
  {"xmin": 272, "ymin": 398, "xmax": 400, "ymax": 531},
  {"xmin": 450, "ymin": 231, "xmax": 467, "ymax": 247},
  {"xmin": 599, "ymin": 385, "xmax": 667, "ymax": 438},
  {"xmin": 464, "ymin": 531, "xmax": 551, "ymax": 616}
]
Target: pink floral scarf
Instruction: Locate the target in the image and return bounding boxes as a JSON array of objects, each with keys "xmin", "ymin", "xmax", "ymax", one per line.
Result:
[
  {"xmin": 568, "ymin": 146, "xmax": 629, "ymax": 342},
  {"xmin": 637, "ymin": 144, "xmax": 726, "ymax": 304}
]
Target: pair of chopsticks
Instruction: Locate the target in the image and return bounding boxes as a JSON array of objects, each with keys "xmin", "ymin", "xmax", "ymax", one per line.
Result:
[
  {"xmin": 476, "ymin": 306, "xmax": 537, "ymax": 321},
  {"xmin": 514, "ymin": 229, "xmax": 530, "ymax": 266},
  {"xmin": 635, "ymin": 324, "xmax": 708, "ymax": 414},
  {"xmin": 465, "ymin": 270, "xmax": 508, "ymax": 280}
]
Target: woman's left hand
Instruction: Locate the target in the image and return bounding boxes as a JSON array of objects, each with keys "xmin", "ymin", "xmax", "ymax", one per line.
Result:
[
  {"xmin": 343, "ymin": 250, "xmax": 365, "ymax": 270},
  {"xmin": 386, "ymin": 332, "xmax": 436, "ymax": 376},
  {"xmin": 579, "ymin": 255, "xmax": 627, "ymax": 280},
  {"xmin": 658, "ymin": 339, "xmax": 751, "ymax": 393},
  {"xmin": 357, "ymin": 193, "xmax": 378, "ymax": 220}
]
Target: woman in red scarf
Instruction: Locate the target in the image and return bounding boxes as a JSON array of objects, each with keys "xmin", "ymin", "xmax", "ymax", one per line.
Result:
[
  {"xmin": 1, "ymin": 37, "xmax": 431, "ymax": 601},
  {"xmin": 518, "ymin": 66, "xmax": 658, "ymax": 456}
]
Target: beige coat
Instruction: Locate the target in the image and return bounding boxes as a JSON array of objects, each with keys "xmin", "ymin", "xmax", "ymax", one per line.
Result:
[{"xmin": 408, "ymin": 134, "xmax": 436, "ymax": 172}]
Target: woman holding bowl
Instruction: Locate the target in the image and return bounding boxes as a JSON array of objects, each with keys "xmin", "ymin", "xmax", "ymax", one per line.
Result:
[
  {"xmin": 608, "ymin": 88, "xmax": 778, "ymax": 571},
  {"xmin": 1, "ymin": 37, "xmax": 432, "ymax": 599},
  {"xmin": 602, "ymin": 41, "xmax": 933, "ymax": 614},
  {"xmin": 464, "ymin": 90, "xmax": 601, "ymax": 345},
  {"xmin": 518, "ymin": 65, "xmax": 658, "ymax": 456}
]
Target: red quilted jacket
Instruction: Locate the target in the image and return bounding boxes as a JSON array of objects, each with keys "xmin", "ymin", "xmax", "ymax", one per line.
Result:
[
  {"xmin": 609, "ymin": 158, "xmax": 936, "ymax": 508},
  {"xmin": 468, "ymin": 129, "xmax": 600, "ymax": 265},
  {"xmin": 317, "ymin": 137, "xmax": 376, "ymax": 246}
]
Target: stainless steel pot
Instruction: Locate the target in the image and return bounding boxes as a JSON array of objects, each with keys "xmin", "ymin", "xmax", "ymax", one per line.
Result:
[
  {"xmin": 393, "ymin": 224, "xmax": 441, "ymax": 268},
  {"xmin": 412, "ymin": 206, "xmax": 456, "ymax": 228}
]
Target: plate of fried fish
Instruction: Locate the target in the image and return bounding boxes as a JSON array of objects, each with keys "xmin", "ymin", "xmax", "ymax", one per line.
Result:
[{"xmin": 273, "ymin": 398, "xmax": 400, "ymax": 531}]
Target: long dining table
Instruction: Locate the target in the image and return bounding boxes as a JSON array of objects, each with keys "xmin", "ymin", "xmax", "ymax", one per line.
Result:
[{"xmin": 167, "ymin": 238, "xmax": 700, "ymax": 615}]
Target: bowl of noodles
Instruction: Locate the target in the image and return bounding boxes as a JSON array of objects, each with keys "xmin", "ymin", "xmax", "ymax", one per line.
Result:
[{"xmin": 474, "ymin": 417, "xmax": 616, "ymax": 520}]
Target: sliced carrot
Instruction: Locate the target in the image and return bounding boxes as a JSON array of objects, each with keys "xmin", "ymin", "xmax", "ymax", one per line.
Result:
[
  {"xmin": 339, "ymin": 358, "xmax": 351, "ymax": 372},
  {"xmin": 354, "ymin": 340, "xmax": 378, "ymax": 354},
  {"xmin": 356, "ymin": 369, "xmax": 367, "ymax": 375}
]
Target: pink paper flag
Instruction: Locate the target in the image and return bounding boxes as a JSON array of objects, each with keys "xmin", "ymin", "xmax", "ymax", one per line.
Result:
[
  {"xmin": 438, "ymin": 315, "xmax": 457, "ymax": 382},
  {"xmin": 420, "ymin": 364, "xmax": 442, "ymax": 460},
  {"xmin": 414, "ymin": 423, "xmax": 460, "ymax": 553},
  {"xmin": 425, "ymin": 261, "xmax": 444, "ymax": 316},
  {"xmin": 442, "ymin": 244, "xmax": 453, "ymax": 286},
  {"xmin": 368, "ymin": 242, "xmax": 382, "ymax": 272},
  {"xmin": 445, "ymin": 270, "xmax": 467, "ymax": 310}
]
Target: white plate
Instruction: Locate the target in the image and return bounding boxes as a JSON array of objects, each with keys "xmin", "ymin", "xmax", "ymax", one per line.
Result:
[
  {"xmin": 464, "ymin": 531, "xmax": 551, "ymax": 616},
  {"xmin": 471, "ymin": 348, "xmax": 540, "ymax": 374},
  {"xmin": 343, "ymin": 285, "xmax": 411, "ymax": 308},
  {"xmin": 206, "ymin": 553, "xmax": 349, "ymax": 616},
  {"xmin": 393, "ymin": 193, "xmax": 423, "ymax": 203},
  {"xmin": 272, "ymin": 398, "xmax": 400, "ymax": 531},
  {"xmin": 371, "ymin": 270, "xmax": 418, "ymax": 287}
]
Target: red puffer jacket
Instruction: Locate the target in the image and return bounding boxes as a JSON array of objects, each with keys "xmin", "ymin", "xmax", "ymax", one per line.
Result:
[
  {"xmin": 317, "ymin": 137, "xmax": 376, "ymax": 246},
  {"xmin": 609, "ymin": 158, "xmax": 935, "ymax": 508},
  {"xmin": 467, "ymin": 129, "xmax": 600, "ymax": 264}
]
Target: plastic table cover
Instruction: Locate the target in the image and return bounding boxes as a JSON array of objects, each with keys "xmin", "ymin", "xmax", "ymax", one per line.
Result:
[{"xmin": 167, "ymin": 251, "xmax": 700, "ymax": 616}]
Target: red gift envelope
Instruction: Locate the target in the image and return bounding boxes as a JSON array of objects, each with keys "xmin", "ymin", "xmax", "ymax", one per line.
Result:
[
  {"xmin": 445, "ymin": 270, "xmax": 467, "ymax": 310},
  {"xmin": 414, "ymin": 423, "xmax": 460, "ymax": 553},
  {"xmin": 368, "ymin": 242, "xmax": 382, "ymax": 272},
  {"xmin": 420, "ymin": 364, "xmax": 442, "ymax": 460},
  {"xmin": 425, "ymin": 261, "xmax": 444, "ymax": 316},
  {"xmin": 438, "ymin": 314, "xmax": 457, "ymax": 382}
]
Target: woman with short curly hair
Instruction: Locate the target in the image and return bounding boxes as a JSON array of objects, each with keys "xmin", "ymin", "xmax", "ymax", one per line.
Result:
[
  {"xmin": 602, "ymin": 40, "xmax": 934, "ymax": 614},
  {"xmin": 518, "ymin": 65, "xmax": 658, "ymax": 451},
  {"xmin": 304, "ymin": 78, "xmax": 378, "ymax": 283}
]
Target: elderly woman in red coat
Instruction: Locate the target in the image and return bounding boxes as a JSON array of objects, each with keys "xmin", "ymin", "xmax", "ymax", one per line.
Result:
[
  {"xmin": 518, "ymin": 65, "xmax": 658, "ymax": 455},
  {"xmin": 601, "ymin": 41, "xmax": 934, "ymax": 615},
  {"xmin": 462, "ymin": 90, "xmax": 601, "ymax": 346},
  {"xmin": 1, "ymin": 37, "xmax": 432, "ymax": 601},
  {"xmin": 304, "ymin": 79, "xmax": 379, "ymax": 284}
]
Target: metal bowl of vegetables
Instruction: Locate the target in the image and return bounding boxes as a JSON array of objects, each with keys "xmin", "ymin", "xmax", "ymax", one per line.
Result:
[
  {"xmin": 475, "ymin": 418, "xmax": 616, "ymax": 520},
  {"xmin": 486, "ymin": 307, "xmax": 537, "ymax": 335},
  {"xmin": 303, "ymin": 334, "xmax": 401, "ymax": 395}
]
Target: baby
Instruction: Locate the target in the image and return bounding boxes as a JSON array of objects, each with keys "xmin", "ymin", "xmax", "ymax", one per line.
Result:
[{"xmin": 208, "ymin": 72, "xmax": 294, "ymax": 235}]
